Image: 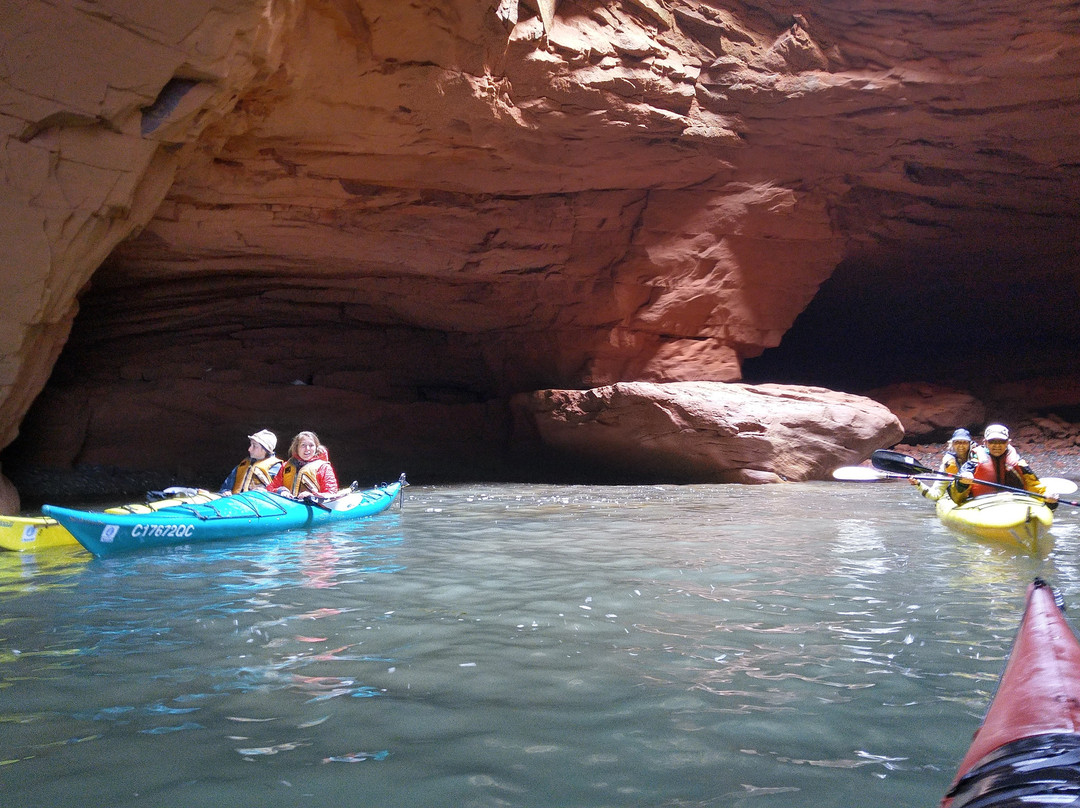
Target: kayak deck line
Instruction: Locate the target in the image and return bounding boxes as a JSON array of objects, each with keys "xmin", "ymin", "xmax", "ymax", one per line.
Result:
[
  {"xmin": 148, "ymin": 486, "xmax": 394, "ymax": 523},
  {"xmin": 187, "ymin": 491, "xmax": 292, "ymax": 521}
]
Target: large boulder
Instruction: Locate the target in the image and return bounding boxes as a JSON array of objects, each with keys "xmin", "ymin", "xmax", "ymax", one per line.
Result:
[{"xmin": 511, "ymin": 381, "xmax": 904, "ymax": 483}]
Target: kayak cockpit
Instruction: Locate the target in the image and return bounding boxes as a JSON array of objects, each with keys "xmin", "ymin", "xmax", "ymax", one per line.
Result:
[{"xmin": 945, "ymin": 732, "xmax": 1080, "ymax": 807}]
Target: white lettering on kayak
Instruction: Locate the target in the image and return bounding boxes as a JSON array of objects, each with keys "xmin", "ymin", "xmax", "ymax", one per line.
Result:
[{"xmin": 129, "ymin": 523, "xmax": 195, "ymax": 540}]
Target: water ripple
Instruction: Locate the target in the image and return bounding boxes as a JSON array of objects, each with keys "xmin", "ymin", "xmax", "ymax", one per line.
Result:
[{"xmin": 0, "ymin": 483, "xmax": 1072, "ymax": 808}]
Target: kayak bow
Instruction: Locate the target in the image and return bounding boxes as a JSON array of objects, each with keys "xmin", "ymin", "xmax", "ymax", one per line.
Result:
[
  {"xmin": 936, "ymin": 492, "xmax": 1054, "ymax": 555},
  {"xmin": 942, "ymin": 579, "xmax": 1080, "ymax": 807},
  {"xmin": 1, "ymin": 489, "xmax": 221, "ymax": 552}
]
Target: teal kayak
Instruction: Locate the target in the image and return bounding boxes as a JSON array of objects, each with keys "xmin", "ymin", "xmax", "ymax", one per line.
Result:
[{"xmin": 43, "ymin": 475, "xmax": 406, "ymax": 557}]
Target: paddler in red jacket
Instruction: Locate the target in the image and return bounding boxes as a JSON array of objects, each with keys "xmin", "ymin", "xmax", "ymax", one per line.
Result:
[
  {"xmin": 270, "ymin": 430, "xmax": 339, "ymax": 499},
  {"xmin": 947, "ymin": 423, "xmax": 1057, "ymax": 507}
]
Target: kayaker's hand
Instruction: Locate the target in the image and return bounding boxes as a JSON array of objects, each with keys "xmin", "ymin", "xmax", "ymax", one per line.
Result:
[
  {"xmin": 957, "ymin": 472, "xmax": 974, "ymax": 488},
  {"xmin": 908, "ymin": 476, "xmax": 920, "ymax": 487},
  {"xmin": 1046, "ymin": 493, "xmax": 1059, "ymax": 505}
]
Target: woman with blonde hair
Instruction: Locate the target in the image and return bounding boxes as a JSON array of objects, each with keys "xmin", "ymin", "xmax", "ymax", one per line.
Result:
[{"xmin": 269, "ymin": 430, "xmax": 339, "ymax": 498}]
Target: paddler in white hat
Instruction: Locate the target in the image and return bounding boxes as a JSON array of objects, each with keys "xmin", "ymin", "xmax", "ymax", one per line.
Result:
[
  {"xmin": 948, "ymin": 423, "xmax": 1057, "ymax": 506},
  {"xmin": 219, "ymin": 429, "xmax": 282, "ymax": 495}
]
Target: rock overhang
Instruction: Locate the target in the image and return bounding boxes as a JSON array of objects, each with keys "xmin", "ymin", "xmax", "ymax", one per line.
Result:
[{"xmin": 2, "ymin": 0, "xmax": 1079, "ymax": 493}]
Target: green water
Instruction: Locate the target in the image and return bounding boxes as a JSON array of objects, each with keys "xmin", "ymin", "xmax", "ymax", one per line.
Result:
[{"xmin": 2, "ymin": 482, "xmax": 1078, "ymax": 807}]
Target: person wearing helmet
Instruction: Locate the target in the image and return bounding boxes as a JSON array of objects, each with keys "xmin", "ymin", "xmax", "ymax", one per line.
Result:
[
  {"xmin": 947, "ymin": 424, "xmax": 1057, "ymax": 507},
  {"xmin": 910, "ymin": 427, "xmax": 976, "ymax": 501},
  {"xmin": 219, "ymin": 429, "xmax": 282, "ymax": 495}
]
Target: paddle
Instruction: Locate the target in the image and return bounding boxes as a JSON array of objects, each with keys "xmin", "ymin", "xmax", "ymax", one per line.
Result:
[
  {"xmin": 871, "ymin": 449, "xmax": 1080, "ymax": 506},
  {"xmin": 1045, "ymin": 477, "xmax": 1079, "ymax": 495},
  {"xmin": 304, "ymin": 487, "xmax": 356, "ymax": 511},
  {"xmin": 833, "ymin": 464, "xmax": 1078, "ymax": 494},
  {"xmin": 832, "ymin": 466, "xmax": 940, "ymax": 482}
]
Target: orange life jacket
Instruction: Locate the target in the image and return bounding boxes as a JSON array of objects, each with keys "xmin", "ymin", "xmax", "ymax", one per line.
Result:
[
  {"xmin": 231, "ymin": 457, "xmax": 281, "ymax": 494},
  {"xmin": 280, "ymin": 458, "xmax": 330, "ymax": 496}
]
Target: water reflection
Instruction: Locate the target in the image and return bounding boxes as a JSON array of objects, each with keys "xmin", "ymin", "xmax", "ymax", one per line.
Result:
[
  {"xmin": 0, "ymin": 546, "xmax": 88, "ymax": 600},
  {"xmin": 1, "ymin": 483, "xmax": 1077, "ymax": 807}
]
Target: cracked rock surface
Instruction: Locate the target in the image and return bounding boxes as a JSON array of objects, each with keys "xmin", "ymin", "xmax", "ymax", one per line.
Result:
[{"xmin": 1, "ymin": 1, "xmax": 1078, "ymax": 488}]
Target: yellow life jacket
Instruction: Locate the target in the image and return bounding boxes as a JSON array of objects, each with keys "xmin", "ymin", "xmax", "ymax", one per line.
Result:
[
  {"xmin": 232, "ymin": 456, "xmax": 281, "ymax": 494},
  {"xmin": 280, "ymin": 458, "xmax": 329, "ymax": 496}
]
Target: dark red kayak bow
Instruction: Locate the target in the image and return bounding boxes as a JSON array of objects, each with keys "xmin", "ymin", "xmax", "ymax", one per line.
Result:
[{"xmin": 942, "ymin": 579, "xmax": 1080, "ymax": 807}]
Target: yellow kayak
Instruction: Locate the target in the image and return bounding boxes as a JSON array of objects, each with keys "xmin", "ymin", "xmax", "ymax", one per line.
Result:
[
  {"xmin": 935, "ymin": 491, "xmax": 1054, "ymax": 554},
  {"xmin": 0, "ymin": 514, "xmax": 77, "ymax": 552},
  {"xmin": 0, "ymin": 489, "xmax": 220, "ymax": 552}
]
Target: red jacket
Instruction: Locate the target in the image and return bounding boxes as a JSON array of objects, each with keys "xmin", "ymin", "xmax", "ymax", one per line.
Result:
[
  {"xmin": 951, "ymin": 445, "xmax": 1047, "ymax": 503},
  {"xmin": 270, "ymin": 453, "xmax": 339, "ymax": 496}
]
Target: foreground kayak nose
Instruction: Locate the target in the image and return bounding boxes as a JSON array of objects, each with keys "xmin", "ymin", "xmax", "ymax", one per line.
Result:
[{"xmin": 942, "ymin": 578, "xmax": 1080, "ymax": 807}]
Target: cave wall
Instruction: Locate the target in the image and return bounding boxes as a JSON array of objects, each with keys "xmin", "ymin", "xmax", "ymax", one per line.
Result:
[
  {"xmin": 2, "ymin": 0, "xmax": 1080, "ymax": 488},
  {"xmin": 0, "ymin": 0, "xmax": 286, "ymax": 446}
]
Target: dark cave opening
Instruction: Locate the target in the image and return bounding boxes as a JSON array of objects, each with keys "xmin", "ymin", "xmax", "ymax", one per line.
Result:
[{"xmin": 741, "ymin": 249, "xmax": 1080, "ymax": 399}]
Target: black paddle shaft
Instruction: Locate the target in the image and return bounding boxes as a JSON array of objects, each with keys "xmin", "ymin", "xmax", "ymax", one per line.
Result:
[{"xmin": 871, "ymin": 449, "xmax": 1080, "ymax": 506}]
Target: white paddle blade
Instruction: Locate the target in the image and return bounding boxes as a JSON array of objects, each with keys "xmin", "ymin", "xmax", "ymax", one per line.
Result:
[
  {"xmin": 1043, "ymin": 477, "xmax": 1079, "ymax": 495},
  {"xmin": 831, "ymin": 466, "xmax": 890, "ymax": 481}
]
